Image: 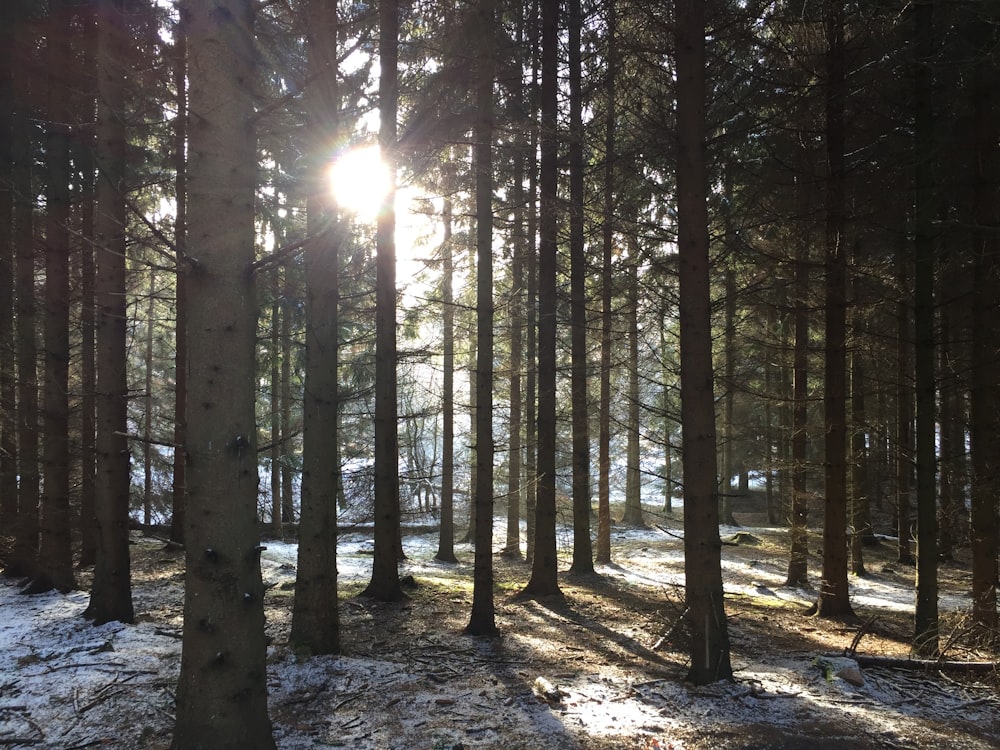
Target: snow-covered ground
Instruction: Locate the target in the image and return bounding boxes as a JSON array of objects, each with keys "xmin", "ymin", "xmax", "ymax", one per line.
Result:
[{"xmin": 1, "ymin": 520, "xmax": 998, "ymax": 749}]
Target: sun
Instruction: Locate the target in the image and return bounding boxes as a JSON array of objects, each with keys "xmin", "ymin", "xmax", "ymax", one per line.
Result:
[{"xmin": 328, "ymin": 145, "xmax": 391, "ymax": 219}]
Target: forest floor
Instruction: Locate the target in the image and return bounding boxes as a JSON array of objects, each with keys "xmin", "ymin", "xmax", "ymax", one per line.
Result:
[{"xmin": 2, "ymin": 497, "xmax": 999, "ymax": 749}]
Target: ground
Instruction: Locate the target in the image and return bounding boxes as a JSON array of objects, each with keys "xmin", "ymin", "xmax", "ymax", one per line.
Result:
[{"xmin": 2, "ymin": 499, "xmax": 998, "ymax": 749}]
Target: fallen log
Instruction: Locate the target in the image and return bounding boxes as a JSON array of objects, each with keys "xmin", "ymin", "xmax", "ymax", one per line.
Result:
[{"xmin": 846, "ymin": 654, "xmax": 998, "ymax": 674}]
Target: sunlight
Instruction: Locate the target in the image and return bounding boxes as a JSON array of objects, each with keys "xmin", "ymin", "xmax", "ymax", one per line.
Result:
[{"xmin": 328, "ymin": 145, "xmax": 391, "ymax": 219}]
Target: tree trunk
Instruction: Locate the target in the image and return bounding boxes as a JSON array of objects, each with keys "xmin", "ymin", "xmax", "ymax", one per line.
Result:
[
  {"xmin": 912, "ymin": 0, "xmax": 938, "ymax": 656},
  {"xmin": 170, "ymin": 17, "xmax": 188, "ymax": 546},
  {"xmin": 719, "ymin": 263, "xmax": 737, "ymax": 526},
  {"xmin": 675, "ymin": 0, "xmax": 732, "ymax": 684},
  {"xmin": 0, "ymin": 2, "xmax": 17, "ymax": 538},
  {"xmin": 813, "ymin": 0, "xmax": 854, "ymax": 619},
  {"xmin": 364, "ymin": 0, "xmax": 403, "ymax": 601},
  {"xmin": 896, "ymin": 257, "xmax": 915, "ymax": 565},
  {"xmin": 621, "ymin": 260, "xmax": 644, "ymax": 527},
  {"xmin": 466, "ymin": 0, "xmax": 498, "ymax": 635},
  {"xmin": 567, "ymin": 0, "xmax": 593, "ymax": 575},
  {"xmin": 785, "ymin": 175, "xmax": 810, "ymax": 588},
  {"xmin": 85, "ymin": 0, "xmax": 134, "ymax": 625},
  {"xmin": 171, "ymin": 1, "xmax": 275, "ymax": 745},
  {"xmin": 521, "ymin": 0, "xmax": 561, "ymax": 598},
  {"xmin": 595, "ymin": 0, "xmax": 616, "ymax": 565},
  {"xmin": 143, "ymin": 270, "xmax": 156, "ymax": 528},
  {"xmin": 10, "ymin": 14, "xmax": 39, "ymax": 578},
  {"xmin": 290, "ymin": 0, "xmax": 341, "ymax": 655},
  {"xmin": 30, "ymin": 0, "xmax": 77, "ymax": 595},
  {"xmin": 270, "ymin": 268, "xmax": 282, "ymax": 533},
  {"xmin": 968, "ymin": 12, "xmax": 999, "ymax": 629},
  {"xmin": 435, "ymin": 195, "xmax": 458, "ymax": 563}
]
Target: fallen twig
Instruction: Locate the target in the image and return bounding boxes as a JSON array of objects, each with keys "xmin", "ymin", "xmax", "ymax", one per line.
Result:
[{"xmin": 848, "ymin": 653, "xmax": 998, "ymax": 674}]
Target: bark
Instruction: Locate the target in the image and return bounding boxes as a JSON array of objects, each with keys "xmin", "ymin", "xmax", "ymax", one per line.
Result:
[
  {"xmin": 968, "ymin": 13, "xmax": 999, "ymax": 629},
  {"xmin": 521, "ymin": 0, "xmax": 561, "ymax": 598},
  {"xmin": 912, "ymin": 0, "xmax": 938, "ymax": 656},
  {"xmin": 435, "ymin": 195, "xmax": 458, "ymax": 563},
  {"xmin": 896, "ymin": 258, "xmax": 915, "ymax": 565},
  {"xmin": 523, "ymin": 0, "xmax": 539, "ymax": 564},
  {"xmin": 170, "ymin": 18, "xmax": 187, "ymax": 546},
  {"xmin": 785, "ymin": 177, "xmax": 810, "ymax": 588},
  {"xmin": 567, "ymin": 0, "xmax": 593, "ymax": 575},
  {"xmin": 290, "ymin": 0, "xmax": 341, "ymax": 655},
  {"xmin": 675, "ymin": 0, "xmax": 732, "ymax": 684},
  {"xmin": 466, "ymin": 0, "xmax": 498, "ymax": 636},
  {"xmin": 270, "ymin": 269, "xmax": 282, "ymax": 534},
  {"xmin": 30, "ymin": 0, "xmax": 77, "ymax": 595},
  {"xmin": 719, "ymin": 264, "xmax": 737, "ymax": 526},
  {"xmin": 813, "ymin": 0, "xmax": 854, "ymax": 619},
  {"xmin": 85, "ymin": 0, "xmax": 134, "ymax": 625},
  {"xmin": 143, "ymin": 271, "xmax": 156, "ymax": 528},
  {"xmin": 364, "ymin": 0, "xmax": 403, "ymax": 601},
  {"xmin": 0, "ymin": 0, "xmax": 16, "ymax": 536},
  {"xmin": 171, "ymin": 0, "xmax": 275, "ymax": 745},
  {"xmin": 10, "ymin": 13, "xmax": 38, "ymax": 579},
  {"xmin": 621, "ymin": 260, "xmax": 644, "ymax": 526}
]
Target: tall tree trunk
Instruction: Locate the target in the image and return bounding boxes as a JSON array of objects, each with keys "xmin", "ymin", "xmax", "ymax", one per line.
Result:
[
  {"xmin": 596, "ymin": 0, "xmax": 615, "ymax": 565},
  {"xmin": 467, "ymin": 0, "xmax": 498, "ymax": 635},
  {"xmin": 280, "ymin": 267, "xmax": 294, "ymax": 523},
  {"xmin": 171, "ymin": 1, "xmax": 275, "ymax": 745},
  {"xmin": 968, "ymin": 12, "xmax": 999, "ymax": 629},
  {"xmin": 270, "ymin": 269, "xmax": 282, "ymax": 533},
  {"xmin": 143, "ymin": 270, "xmax": 156, "ymax": 528},
  {"xmin": 621, "ymin": 260, "xmax": 644, "ymax": 526},
  {"xmin": 84, "ymin": 0, "xmax": 134, "ymax": 625},
  {"xmin": 896, "ymin": 257, "xmax": 915, "ymax": 565},
  {"xmin": 10, "ymin": 14, "xmax": 39, "ymax": 578},
  {"xmin": 521, "ymin": 0, "xmax": 561, "ymax": 598},
  {"xmin": 170, "ymin": 16, "xmax": 188, "ymax": 546},
  {"xmin": 435, "ymin": 195, "xmax": 458, "ymax": 563},
  {"xmin": 76, "ymin": 6, "xmax": 97, "ymax": 568},
  {"xmin": 364, "ymin": 0, "xmax": 403, "ymax": 601},
  {"xmin": 675, "ymin": 0, "xmax": 732, "ymax": 684},
  {"xmin": 291, "ymin": 0, "xmax": 341, "ymax": 654},
  {"xmin": 0, "ymin": 0, "xmax": 18, "ymax": 537},
  {"xmin": 785, "ymin": 177, "xmax": 810, "ymax": 587},
  {"xmin": 719, "ymin": 263, "xmax": 737, "ymax": 526},
  {"xmin": 912, "ymin": 0, "xmax": 938, "ymax": 656},
  {"xmin": 567, "ymin": 0, "xmax": 592, "ymax": 574},
  {"xmin": 30, "ymin": 0, "xmax": 77, "ymax": 595},
  {"xmin": 523, "ymin": 0, "xmax": 539, "ymax": 563},
  {"xmin": 660, "ymin": 310, "xmax": 674, "ymax": 516},
  {"xmin": 813, "ymin": 0, "xmax": 854, "ymax": 619}
]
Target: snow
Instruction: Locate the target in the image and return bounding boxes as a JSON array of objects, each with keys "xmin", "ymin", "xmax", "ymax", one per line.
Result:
[{"xmin": 1, "ymin": 521, "xmax": 998, "ymax": 749}]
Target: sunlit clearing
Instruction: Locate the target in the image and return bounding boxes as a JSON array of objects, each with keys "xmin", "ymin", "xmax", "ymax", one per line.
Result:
[{"xmin": 328, "ymin": 145, "xmax": 391, "ymax": 219}]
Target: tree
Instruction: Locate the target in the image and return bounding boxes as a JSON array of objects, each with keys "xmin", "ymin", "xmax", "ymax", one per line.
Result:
[
  {"xmin": 435, "ymin": 193, "xmax": 458, "ymax": 564},
  {"xmin": 812, "ymin": 0, "xmax": 854, "ymax": 619},
  {"xmin": 28, "ymin": 0, "xmax": 77, "ymax": 595},
  {"xmin": 466, "ymin": 0, "xmax": 498, "ymax": 637},
  {"xmin": 171, "ymin": 0, "xmax": 275, "ymax": 745},
  {"xmin": 675, "ymin": 0, "xmax": 732, "ymax": 684},
  {"xmin": 169, "ymin": 11, "xmax": 188, "ymax": 546},
  {"xmin": 567, "ymin": 0, "xmax": 593, "ymax": 575},
  {"xmin": 364, "ymin": 0, "xmax": 404, "ymax": 602},
  {"xmin": 911, "ymin": 0, "xmax": 938, "ymax": 656},
  {"xmin": 595, "ymin": 0, "xmax": 617, "ymax": 565},
  {"xmin": 85, "ymin": 0, "xmax": 134, "ymax": 626},
  {"xmin": 291, "ymin": 0, "xmax": 342, "ymax": 655},
  {"xmin": 521, "ymin": 0, "xmax": 561, "ymax": 599},
  {"xmin": 968, "ymin": 8, "xmax": 999, "ymax": 630},
  {"xmin": 0, "ymin": 0, "xmax": 16, "ymax": 539}
]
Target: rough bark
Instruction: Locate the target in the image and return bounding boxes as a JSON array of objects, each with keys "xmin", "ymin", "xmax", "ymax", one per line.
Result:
[
  {"xmin": 290, "ymin": 0, "xmax": 341, "ymax": 655},
  {"xmin": 466, "ymin": 0, "xmax": 498, "ymax": 635},
  {"xmin": 675, "ymin": 0, "xmax": 732, "ymax": 684},
  {"xmin": 567, "ymin": 0, "xmax": 593, "ymax": 575},
  {"xmin": 521, "ymin": 0, "xmax": 561, "ymax": 598},
  {"xmin": 171, "ymin": 0, "xmax": 275, "ymax": 745},
  {"xmin": 85, "ymin": 0, "xmax": 134, "ymax": 626},
  {"xmin": 364, "ymin": 0, "xmax": 404, "ymax": 601},
  {"xmin": 435, "ymin": 195, "xmax": 458, "ymax": 563}
]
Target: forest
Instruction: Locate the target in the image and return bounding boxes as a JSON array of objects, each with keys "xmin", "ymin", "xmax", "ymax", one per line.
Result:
[{"xmin": 0, "ymin": 0, "xmax": 998, "ymax": 748}]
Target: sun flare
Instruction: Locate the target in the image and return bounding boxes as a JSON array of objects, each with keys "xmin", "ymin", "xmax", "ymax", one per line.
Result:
[{"xmin": 328, "ymin": 145, "xmax": 391, "ymax": 218}]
